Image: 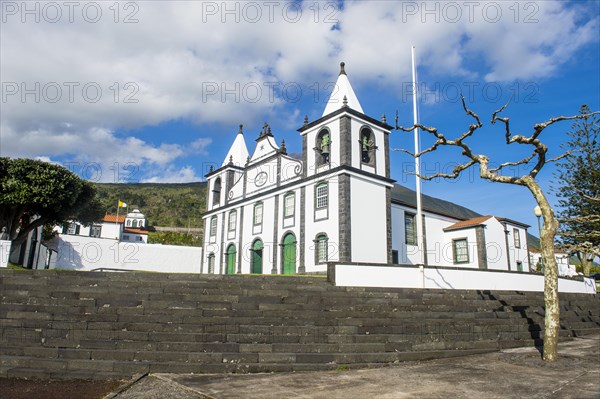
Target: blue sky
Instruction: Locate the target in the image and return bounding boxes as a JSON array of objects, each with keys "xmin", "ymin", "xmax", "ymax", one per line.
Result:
[{"xmin": 1, "ymin": 0, "xmax": 599, "ymax": 230}]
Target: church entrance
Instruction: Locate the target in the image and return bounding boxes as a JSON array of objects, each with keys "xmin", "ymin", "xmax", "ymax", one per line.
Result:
[
  {"xmin": 226, "ymin": 244, "xmax": 236, "ymax": 274},
  {"xmin": 282, "ymin": 233, "xmax": 296, "ymax": 275},
  {"xmin": 251, "ymin": 239, "xmax": 263, "ymax": 274}
]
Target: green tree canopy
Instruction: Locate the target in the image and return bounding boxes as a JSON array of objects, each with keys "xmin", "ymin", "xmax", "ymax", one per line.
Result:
[
  {"xmin": 0, "ymin": 157, "xmax": 104, "ymax": 243},
  {"xmin": 555, "ymin": 104, "xmax": 600, "ymax": 275}
]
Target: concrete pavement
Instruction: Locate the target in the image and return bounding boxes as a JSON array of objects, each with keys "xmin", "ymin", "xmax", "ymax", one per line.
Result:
[{"xmin": 107, "ymin": 335, "xmax": 600, "ymax": 399}]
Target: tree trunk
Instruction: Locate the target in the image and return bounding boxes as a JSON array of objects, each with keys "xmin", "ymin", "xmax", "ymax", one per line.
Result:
[
  {"xmin": 524, "ymin": 176, "xmax": 560, "ymax": 362},
  {"xmin": 581, "ymin": 253, "xmax": 592, "ymax": 276}
]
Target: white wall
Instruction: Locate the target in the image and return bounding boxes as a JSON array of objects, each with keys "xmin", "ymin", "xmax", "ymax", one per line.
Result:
[
  {"xmin": 350, "ymin": 176, "xmax": 387, "ymax": 263},
  {"xmin": 0, "ymin": 240, "xmax": 11, "ymax": 268},
  {"xmin": 52, "ymin": 235, "xmax": 202, "ymax": 273},
  {"xmin": 531, "ymin": 252, "xmax": 576, "ymax": 277},
  {"xmin": 391, "ymin": 204, "xmax": 460, "ymax": 266},
  {"xmin": 333, "ymin": 264, "xmax": 596, "ymax": 294}
]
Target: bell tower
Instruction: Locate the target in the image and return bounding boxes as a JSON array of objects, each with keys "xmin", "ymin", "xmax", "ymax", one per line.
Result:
[
  {"xmin": 298, "ymin": 62, "xmax": 394, "ymax": 265},
  {"xmin": 298, "ymin": 62, "xmax": 391, "ymax": 180}
]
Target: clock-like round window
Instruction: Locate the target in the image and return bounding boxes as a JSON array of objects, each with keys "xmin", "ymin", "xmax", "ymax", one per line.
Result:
[{"xmin": 255, "ymin": 171, "xmax": 268, "ymax": 187}]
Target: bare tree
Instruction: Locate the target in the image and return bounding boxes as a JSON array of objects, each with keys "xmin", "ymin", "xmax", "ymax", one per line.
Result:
[{"xmin": 395, "ymin": 97, "xmax": 599, "ymax": 362}]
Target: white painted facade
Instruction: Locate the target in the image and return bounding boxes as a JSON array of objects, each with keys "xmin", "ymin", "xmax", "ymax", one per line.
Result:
[
  {"xmin": 201, "ymin": 63, "xmax": 536, "ymax": 276},
  {"xmin": 202, "ymin": 64, "xmax": 393, "ymax": 275}
]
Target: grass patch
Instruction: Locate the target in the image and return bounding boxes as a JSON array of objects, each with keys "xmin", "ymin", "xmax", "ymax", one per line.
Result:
[{"xmin": 7, "ymin": 262, "xmax": 27, "ymax": 270}]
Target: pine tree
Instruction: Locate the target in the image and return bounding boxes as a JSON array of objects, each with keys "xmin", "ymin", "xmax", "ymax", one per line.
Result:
[{"xmin": 555, "ymin": 105, "xmax": 600, "ymax": 276}]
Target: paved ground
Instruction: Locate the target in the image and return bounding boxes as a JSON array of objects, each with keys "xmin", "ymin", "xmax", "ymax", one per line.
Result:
[{"xmin": 108, "ymin": 335, "xmax": 600, "ymax": 399}]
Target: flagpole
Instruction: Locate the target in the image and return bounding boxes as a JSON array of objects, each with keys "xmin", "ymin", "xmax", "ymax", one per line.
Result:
[{"xmin": 412, "ymin": 46, "xmax": 425, "ymax": 287}]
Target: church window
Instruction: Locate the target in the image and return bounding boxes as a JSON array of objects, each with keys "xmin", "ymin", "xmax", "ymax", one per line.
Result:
[
  {"xmin": 315, "ymin": 183, "xmax": 328, "ymax": 209},
  {"xmin": 513, "ymin": 228, "xmax": 521, "ymax": 248},
  {"xmin": 453, "ymin": 239, "xmax": 469, "ymax": 264},
  {"xmin": 360, "ymin": 128, "xmax": 375, "ymax": 165},
  {"xmin": 132, "ymin": 219, "xmax": 137, "ymax": 228},
  {"xmin": 404, "ymin": 213, "xmax": 416, "ymax": 245},
  {"xmin": 213, "ymin": 178, "xmax": 222, "ymax": 207},
  {"xmin": 316, "ymin": 234, "xmax": 328, "ymax": 263},
  {"xmin": 315, "ymin": 129, "xmax": 331, "ymax": 166},
  {"xmin": 253, "ymin": 202, "xmax": 263, "ymax": 225},
  {"xmin": 209, "ymin": 216, "xmax": 217, "ymax": 237},
  {"xmin": 284, "ymin": 193, "xmax": 295, "ymax": 218},
  {"xmin": 126, "ymin": 220, "xmax": 131, "ymax": 227},
  {"xmin": 228, "ymin": 210, "xmax": 237, "ymax": 232}
]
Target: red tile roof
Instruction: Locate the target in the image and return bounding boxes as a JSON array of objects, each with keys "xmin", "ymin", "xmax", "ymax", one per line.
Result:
[
  {"xmin": 444, "ymin": 215, "xmax": 492, "ymax": 231},
  {"xmin": 102, "ymin": 214, "xmax": 126, "ymax": 223}
]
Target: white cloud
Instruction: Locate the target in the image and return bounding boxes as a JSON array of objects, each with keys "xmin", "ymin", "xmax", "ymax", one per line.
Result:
[
  {"xmin": 141, "ymin": 166, "xmax": 204, "ymax": 183},
  {"xmin": 0, "ymin": 0, "xmax": 596, "ymax": 178},
  {"xmin": 189, "ymin": 138, "xmax": 212, "ymax": 155}
]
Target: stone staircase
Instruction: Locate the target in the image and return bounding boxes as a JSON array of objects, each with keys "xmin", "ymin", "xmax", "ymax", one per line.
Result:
[{"xmin": 1, "ymin": 269, "xmax": 599, "ymax": 380}]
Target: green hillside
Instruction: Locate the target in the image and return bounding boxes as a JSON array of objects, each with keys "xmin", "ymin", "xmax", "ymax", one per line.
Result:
[{"xmin": 94, "ymin": 182, "xmax": 207, "ymax": 228}]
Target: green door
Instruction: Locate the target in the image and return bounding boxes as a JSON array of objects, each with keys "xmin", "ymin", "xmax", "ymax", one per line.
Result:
[
  {"xmin": 226, "ymin": 244, "xmax": 236, "ymax": 275},
  {"xmin": 251, "ymin": 240, "xmax": 263, "ymax": 274},
  {"xmin": 282, "ymin": 234, "xmax": 296, "ymax": 275}
]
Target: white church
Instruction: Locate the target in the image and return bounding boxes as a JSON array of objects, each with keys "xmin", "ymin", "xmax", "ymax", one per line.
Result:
[{"xmin": 201, "ymin": 63, "xmax": 532, "ymax": 276}]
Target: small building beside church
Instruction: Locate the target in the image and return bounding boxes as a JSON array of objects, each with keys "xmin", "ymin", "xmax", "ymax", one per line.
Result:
[
  {"xmin": 201, "ymin": 63, "xmax": 531, "ymax": 275},
  {"xmin": 61, "ymin": 209, "xmax": 148, "ymax": 243}
]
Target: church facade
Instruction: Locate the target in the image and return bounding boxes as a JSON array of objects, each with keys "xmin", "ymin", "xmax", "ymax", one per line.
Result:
[{"xmin": 201, "ymin": 63, "xmax": 531, "ymax": 275}]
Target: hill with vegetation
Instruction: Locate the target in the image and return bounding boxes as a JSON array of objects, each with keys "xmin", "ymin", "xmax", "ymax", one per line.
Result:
[{"xmin": 94, "ymin": 182, "xmax": 207, "ymax": 229}]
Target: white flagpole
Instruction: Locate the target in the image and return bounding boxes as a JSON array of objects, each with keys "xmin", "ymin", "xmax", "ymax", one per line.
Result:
[{"xmin": 412, "ymin": 46, "xmax": 425, "ymax": 285}]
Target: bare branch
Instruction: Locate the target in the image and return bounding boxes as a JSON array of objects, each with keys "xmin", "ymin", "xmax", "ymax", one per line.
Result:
[
  {"xmin": 531, "ymin": 112, "xmax": 600, "ymax": 141},
  {"xmin": 416, "ymin": 160, "xmax": 477, "ymax": 181},
  {"xmin": 491, "ymin": 96, "xmax": 513, "ymax": 144},
  {"xmin": 489, "ymin": 150, "xmax": 536, "ymax": 173},
  {"xmin": 546, "ymin": 151, "xmax": 570, "ymax": 164},
  {"xmin": 391, "ymin": 147, "xmax": 416, "ymax": 157}
]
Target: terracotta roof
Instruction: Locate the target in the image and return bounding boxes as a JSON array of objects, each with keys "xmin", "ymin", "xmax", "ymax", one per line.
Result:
[
  {"xmin": 102, "ymin": 214, "xmax": 126, "ymax": 223},
  {"xmin": 123, "ymin": 228, "xmax": 148, "ymax": 235},
  {"xmin": 495, "ymin": 217, "xmax": 530, "ymax": 228},
  {"xmin": 443, "ymin": 215, "xmax": 493, "ymax": 231}
]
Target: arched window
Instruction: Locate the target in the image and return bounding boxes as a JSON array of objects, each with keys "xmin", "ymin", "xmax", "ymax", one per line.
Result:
[
  {"xmin": 139, "ymin": 220, "xmax": 144, "ymax": 227},
  {"xmin": 315, "ymin": 182, "xmax": 328, "ymax": 209},
  {"xmin": 132, "ymin": 219, "xmax": 138, "ymax": 228},
  {"xmin": 315, "ymin": 234, "xmax": 328, "ymax": 264},
  {"xmin": 212, "ymin": 178, "xmax": 222, "ymax": 207},
  {"xmin": 315, "ymin": 129, "xmax": 331, "ymax": 166},
  {"xmin": 207, "ymin": 253, "xmax": 215, "ymax": 274},
  {"xmin": 126, "ymin": 220, "xmax": 131, "ymax": 227},
  {"xmin": 360, "ymin": 127, "xmax": 375, "ymax": 165},
  {"xmin": 284, "ymin": 192, "xmax": 295, "ymax": 218}
]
